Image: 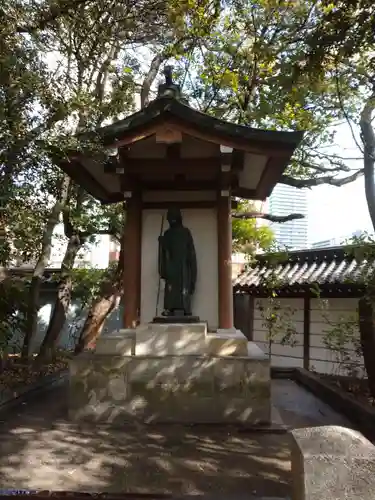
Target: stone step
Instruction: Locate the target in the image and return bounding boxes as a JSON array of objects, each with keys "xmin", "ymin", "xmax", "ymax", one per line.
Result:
[
  {"xmin": 206, "ymin": 330, "xmax": 248, "ymax": 356},
  {"xmin": 95, "ymin": 325, "xmax": 263, "ymax": 359}
]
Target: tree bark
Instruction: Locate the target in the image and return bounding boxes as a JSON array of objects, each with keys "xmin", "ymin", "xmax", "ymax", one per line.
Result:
[
  {"xmin": 360, "ymin": 93, "xmax": 375, "ymax": 229},
  {"xmin": 37, "ymin": 233, "xmax": 83, "ymax": 361},
  {"xmin": 358, "ymin": 297, "xmax": 375, "ymax": 399},
  {"xmin": 74, "ymin": 248, "xmax": 123, "ymax": 354},
  {"xmin": 357, "ymin": 93, "xmax": 375, "ymax": 399},
  {"xmin": 21, "ymin": 174, "xmax": 71, "ymax": 359}
]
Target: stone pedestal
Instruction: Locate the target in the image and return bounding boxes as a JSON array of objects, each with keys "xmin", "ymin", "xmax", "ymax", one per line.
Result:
[
  {"xmin": 291, "ymin": 426, "xmax": 375, "ymax": 500},
  {"xmin": 152, "ymin": 315, "xmax": 201, "ymax": 324},
  {"xmin": 69, "ymin": 323, "xmax": 271, "ymax": 425}
]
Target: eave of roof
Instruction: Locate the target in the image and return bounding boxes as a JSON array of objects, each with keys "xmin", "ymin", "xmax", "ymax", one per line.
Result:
[{"xmin": 80, "ymin": 96, "xmax": 304, "ymax": 152}]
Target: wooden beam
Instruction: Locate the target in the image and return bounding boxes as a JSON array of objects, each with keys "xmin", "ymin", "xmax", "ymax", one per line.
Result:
[
  {"xmin": 142, "ymin": 199, "xmax": 238, "ymax": 210},
  {"xmin": 143, "ymin": 200, "xmax": 215, "ymax": 209},
  {"xmin": 122, "ymin": 191, "xmax": 142, "ymax": 328},
  {"xmin": 101, "ymin": 190, "xmax": 237, "ymax": 207},
  {"xmin": 232, "ymin": 187, "xmax": 258, "ymax": 199},
  {"xmin": 166, "ymin": 143, "xmax": 181, "ymax": 160},
  {"xmin": 140, "ymin": 180, "xmax": 220, "ymax": 191},
  {"xmin": 104, "ymin": 157, "xmax": 221, "ymax": 174},
  {"xmin": 303, "ymin": 295, "xmax": 311, "ymax": 370},
  {"xmin": 217, "ymin": 192, "xmax": 233, "ymax": 329},
  {"xmin": 232, "ymin": 150, "xmax": 245, "ymax": 171}
]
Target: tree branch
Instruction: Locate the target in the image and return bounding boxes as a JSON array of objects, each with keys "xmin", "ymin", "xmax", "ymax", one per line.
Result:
[
  {"xmin": 280, "ymin": 169, "xmax": 363, "ymax": 188},
  {"xmin": 334, "ymin": 62, "xmax": 364, "ymax": 154},
  {"xmin": 232, "ymin": 212, "xmax": 305, "ymax": 223},
  {"xmin": 16, "ymin": 0, "xmax": 96, "ymax": 33}
]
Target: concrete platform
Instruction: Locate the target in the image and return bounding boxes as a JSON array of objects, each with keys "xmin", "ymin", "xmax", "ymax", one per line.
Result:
[
  {"xmin": 69, "ymin": 353, "xmax": 271, "ymax": 425},
  {"xmin": 95, "ymin": 323, "xmax": 250, "ymax": 358},
  {"xmin": 71, "ymin": 324, "xmax": 271, "ymax": 426}
]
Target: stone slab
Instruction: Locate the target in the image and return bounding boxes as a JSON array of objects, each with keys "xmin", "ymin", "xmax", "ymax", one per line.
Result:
[
  {"xmin": 207, "ymin": 330, "xmax": 248, "ymax": 356},
  {"xmin": 248, "ymin": 342, "xmax": 269, "ymax": 361},
  {"xmin": 137, "ymin": 323, "xmax": 208, "ymax": 334},
  {"xmin": 69, "ymin": 353, "xmax": 271, "ymax": 425},
  {"xmin": 95, "ymin": 329, "xmax": 135, "ymax": 356},
  {"xmin": 291, "ymin": 425, "xmax": 375, "ymax": 500},
  {"xmin": 135, "ymin": 322, "xmax": 207, "ymax": 356},
  {"xmin": 153, "ymin": 315, "xmax": 201, "ymax": 323}
]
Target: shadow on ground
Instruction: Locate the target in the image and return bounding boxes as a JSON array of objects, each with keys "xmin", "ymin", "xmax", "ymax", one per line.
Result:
[{"xmin": 0, "ymin": 379, "xmax": 354, "ymax": 497}]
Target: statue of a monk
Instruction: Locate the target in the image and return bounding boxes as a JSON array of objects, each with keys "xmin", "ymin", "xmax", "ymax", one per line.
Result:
[{"xmin": 158, "ymin": 208, "xmax": 197, "ymax": 316}]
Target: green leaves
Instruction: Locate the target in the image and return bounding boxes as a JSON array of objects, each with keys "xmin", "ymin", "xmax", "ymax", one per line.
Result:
[{"xmin": 232, "ymin": 200, "xmax": 275, "ymax": 255}]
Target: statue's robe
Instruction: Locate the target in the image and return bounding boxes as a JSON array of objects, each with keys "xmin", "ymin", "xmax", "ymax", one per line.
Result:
[{"xmin": 158, "ymin": 225, "xmax": 197, "ymax": 315}]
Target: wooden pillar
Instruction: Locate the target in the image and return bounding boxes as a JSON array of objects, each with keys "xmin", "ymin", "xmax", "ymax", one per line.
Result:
[
  {"xmin": 217, "ymin": 193, "xmax": 233, "ymax": 329},
  {"xmin": 123, "ymin": 190, "xmax": 142, "ymax": 328},
  {"xmin": 303, "ymin": 295, "xmax": 311, "ymax": 370}
]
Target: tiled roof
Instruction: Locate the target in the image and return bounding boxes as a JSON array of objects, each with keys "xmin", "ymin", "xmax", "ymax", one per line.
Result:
[{"xmin": 233, "ymin": 246, "xmax": 375, "ymax": 292}]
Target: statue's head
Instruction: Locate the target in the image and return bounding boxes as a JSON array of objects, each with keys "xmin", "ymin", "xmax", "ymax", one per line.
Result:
[{"xmin": 167, "ymin": 207, "xmax": 183, "ymax": 227}]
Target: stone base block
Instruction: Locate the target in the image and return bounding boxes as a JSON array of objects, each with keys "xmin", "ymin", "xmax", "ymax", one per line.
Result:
[
  {"xmin": 69, "ymin": 353, "xmax": 271, "ymax": 425},
  {"xmin": 135, "ymin": 323, "xmax": 207, "ymax": 356},
  {"xmin": 95, "ymin": 329, "xmax": 135, "ymax": 356},
  {"xmin": 291, "ymin": 426, "xmax": 375, "ymax": 500},
  {"xmin": 153, "ymin": 315, "xmax": 201, "ymax": 324},
  {"xmin": 206, "ymin": 330, "xmax": 248, "ymax": 356}
]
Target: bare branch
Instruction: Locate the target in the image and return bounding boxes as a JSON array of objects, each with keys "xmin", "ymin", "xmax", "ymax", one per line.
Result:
[
  {"xmin": 232, "ymin": 212, "xmax": 304, "ymax": 223},
  {"xmin": 334, "ymin": 64, "xmax": 364, "ymax": 154},
  {"xmin": 298, "ymin": 160, "xmax": 350, "ymax": 174},
  {"xmin": 280, "ymin": 169, "xmax": 364, "ymax": 188}
]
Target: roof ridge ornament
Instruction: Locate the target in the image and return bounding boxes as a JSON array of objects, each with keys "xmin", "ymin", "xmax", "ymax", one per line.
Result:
[{"xmin": 157, "ymin": 65, "xmax": 189, "ymax": 104}]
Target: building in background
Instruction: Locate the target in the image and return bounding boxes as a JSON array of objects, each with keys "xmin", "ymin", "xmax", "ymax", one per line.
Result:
[
  {"xmin": 48, "ymin": 223, "xmax": 110, "ymax": 269},
  {"xmin": 267, "ymin": 184, "xmax": 308, "ymax": 250},
  {"xmin": 311, "ymin": 229, "xmax": 366, "ymax": 249}
]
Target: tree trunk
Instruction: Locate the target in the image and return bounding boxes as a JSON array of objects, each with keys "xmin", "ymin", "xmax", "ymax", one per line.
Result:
[
  {"xmin": 358, "ymin": 297, "xmax": 375, "ymax": 399},
  {"xmin": 75, "ymin": 250, "xmax": 123, "ymax": 354},
  {"xmin": 21, "ymin": 175, "xmax": 71, "ymax": 359},
  {"xmin": 358, "ymin": 94, "xmax": 375, "ymax": 398},
  {"xmin": 37, "ymin": 233, "xmax": 82, "ymax": 361},
  {"xmin": 360, "ymin": 93, "xmax": 375, "ymax": 229}
]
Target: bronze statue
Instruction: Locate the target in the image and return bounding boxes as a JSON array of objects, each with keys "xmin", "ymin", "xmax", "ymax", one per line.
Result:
[{"xmin": 158, "ymin": 208, "xmax": 197, "ymax": 317}]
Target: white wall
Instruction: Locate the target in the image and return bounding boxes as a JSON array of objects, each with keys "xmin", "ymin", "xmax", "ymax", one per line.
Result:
[
  {"xmin": 309, "ymin": 298, "xmax": 363, "ymax": 375},
  {"xmin": 252, "ymin": 296, "xmax": 364, "ymax": 375},
  {"xmin": 253, "ymin": 298, "xmax": 304, "ymax": 368},
  {"xmin": 140, "ymin": 208, "xmax": 219, "ymax": 328}
]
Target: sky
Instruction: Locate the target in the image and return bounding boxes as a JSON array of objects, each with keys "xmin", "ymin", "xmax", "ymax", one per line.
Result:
[{"xmin": 304, "ymin": 123, "xmax": 372, "ymax": 244}]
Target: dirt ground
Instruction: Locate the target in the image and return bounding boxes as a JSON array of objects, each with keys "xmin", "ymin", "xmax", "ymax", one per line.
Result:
[
  {"xmin": 0, "ymin": 379, "xmax": 354, "ymax": 498},
  {"xmin": 321, "ymin": 374, "xmax": 375, "ymax": 407}
]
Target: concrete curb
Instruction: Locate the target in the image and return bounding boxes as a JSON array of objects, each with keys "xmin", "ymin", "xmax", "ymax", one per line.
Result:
[
  {"xmin": 272, "ymin": 366, "xmax": 375, "ymax": 441},
  {"xmin": 0, "ymin": 370, "xmax": 68, "ymax": 415},
  {"xmin": 293, "ymin": 368, "xmax": 375, "ymax": 442}
]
